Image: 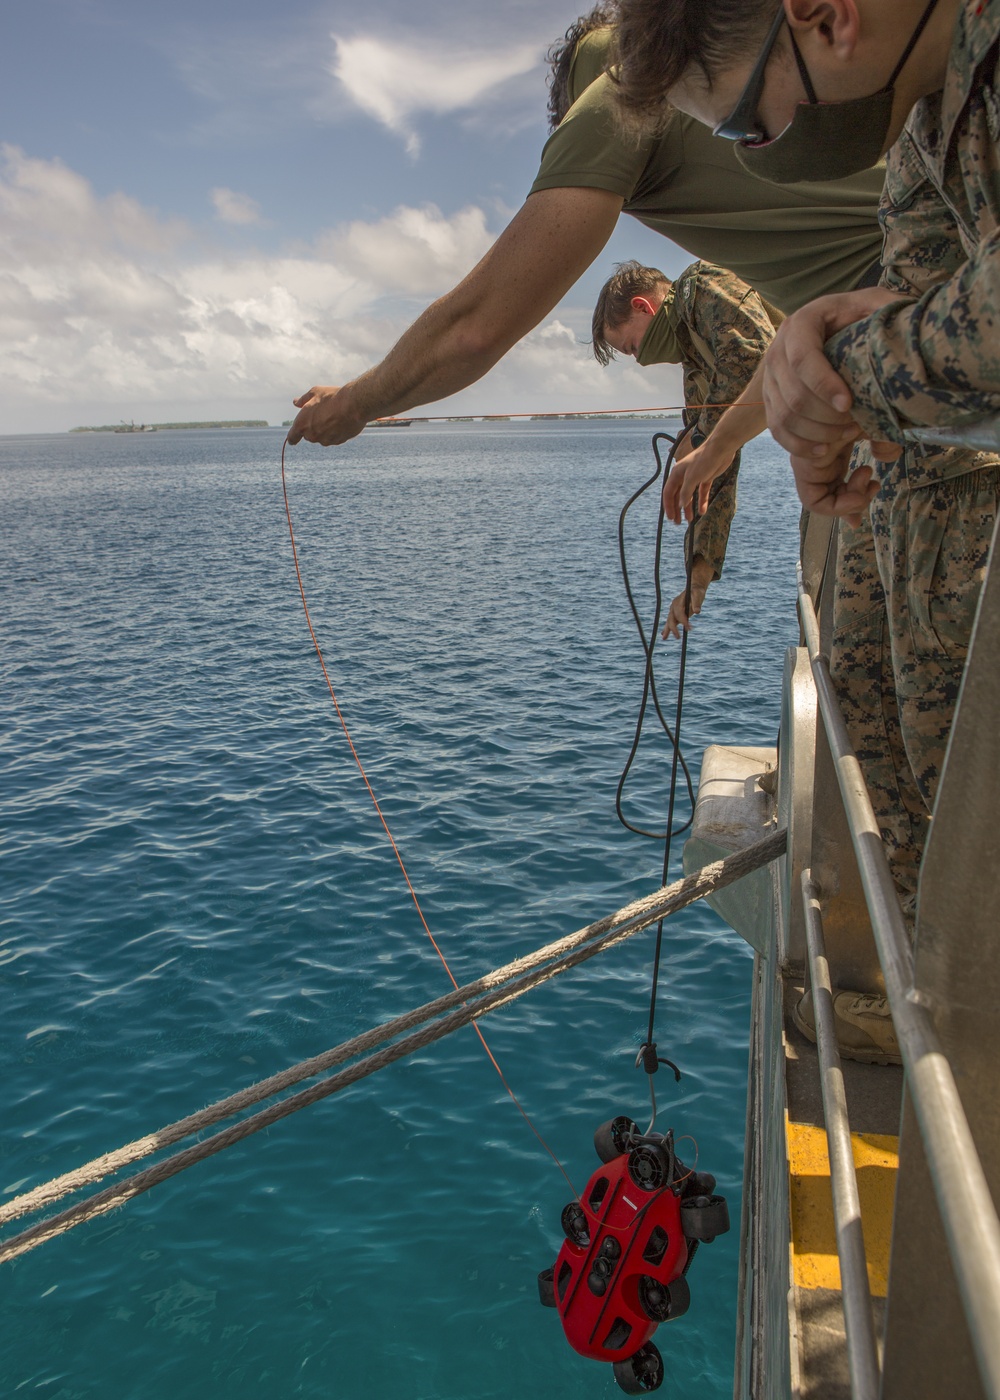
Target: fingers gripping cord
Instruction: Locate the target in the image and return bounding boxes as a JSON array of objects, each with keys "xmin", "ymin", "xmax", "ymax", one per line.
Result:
[{"xmin": 615, "ymin": 431, "xmax": 701, "ymax": 1130}]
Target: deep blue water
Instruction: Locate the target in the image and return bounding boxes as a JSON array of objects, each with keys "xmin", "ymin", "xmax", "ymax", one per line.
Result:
[{"xmin": 0, "ymin": 422, "xmax": 800, "ymax": 1399}]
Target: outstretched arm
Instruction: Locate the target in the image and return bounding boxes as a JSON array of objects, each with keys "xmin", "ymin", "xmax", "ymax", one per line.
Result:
[
  {"xmin": 662, "ymin": 271, "xmax": 774, "ymax": 528},
  {"xmin": 288, "ymin": 186, "xmax": 624, "ymax": 446},
  {"xmin": 662, "ymin": 367, "xmax": 767, "ymax": 523}
]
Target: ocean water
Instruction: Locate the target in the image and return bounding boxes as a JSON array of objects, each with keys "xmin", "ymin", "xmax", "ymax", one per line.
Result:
[{"xmin": 0, "ymin": 422, "xmax": 801, "ymax": 1399}]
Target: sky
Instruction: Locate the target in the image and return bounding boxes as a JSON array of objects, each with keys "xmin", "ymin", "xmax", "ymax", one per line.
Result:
[{"xmin": 0, "ymin": 0, "xmax": 687, "ymax": 434}]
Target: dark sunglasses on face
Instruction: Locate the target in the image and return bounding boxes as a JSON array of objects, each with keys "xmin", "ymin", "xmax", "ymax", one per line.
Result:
[{"xmin": 712, "ymin": 5, "xmax": 787, "ymax": 143}]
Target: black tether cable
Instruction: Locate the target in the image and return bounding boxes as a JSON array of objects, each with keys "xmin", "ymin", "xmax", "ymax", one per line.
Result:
[
  {"xmin": 616, "ymin": 430, "xmax": 701, "ymax": 1128},
  {"xmin": 615, "ymin": 431, "xmax": 697, "ymax": 839}
]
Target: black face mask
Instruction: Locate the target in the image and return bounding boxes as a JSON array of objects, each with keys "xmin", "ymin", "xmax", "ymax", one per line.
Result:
[{"xmin": 727, "ymin": 0, "xmax": 939, "ymax": 185}]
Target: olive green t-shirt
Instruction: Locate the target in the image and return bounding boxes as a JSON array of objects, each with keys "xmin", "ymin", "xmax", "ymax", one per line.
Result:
[
  {"xmin": 530, "ymin": 72, "xmax": 884, "ymax": 312},
  {"xmin": 566, "ymin": 26, "xmax": 611, "ymax": 102}
]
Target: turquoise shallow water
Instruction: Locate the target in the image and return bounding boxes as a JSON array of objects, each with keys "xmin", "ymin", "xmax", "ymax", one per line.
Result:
[{"xmin": 1, "ymin": 422, "xmax": 800, "ymax": 1399}]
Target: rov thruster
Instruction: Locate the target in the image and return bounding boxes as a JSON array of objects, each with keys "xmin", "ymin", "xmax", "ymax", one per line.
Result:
[{"xmin": 537, "ymin": 1115, "xmax": 730, "ymax": 1393}]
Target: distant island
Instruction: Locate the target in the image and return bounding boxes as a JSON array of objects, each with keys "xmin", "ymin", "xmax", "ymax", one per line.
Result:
[
  {"xmin": 70, "ymin": 420, "xmax": 270, "ymax": 433},
  {"xmin": 273, "ymin": 412, "xmax": 683, "ymax": 429},
  {"xmin": 527, "ymin": 412, "xmax": 680, "ymax": 421},
  {"xmin": 442, "ymin": 412, "xmax": 681, "ymax": 422}
]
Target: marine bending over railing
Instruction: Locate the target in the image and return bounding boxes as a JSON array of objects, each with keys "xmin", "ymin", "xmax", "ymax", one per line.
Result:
[{"xmin": 793, "ymin": 412, "xmax": 1000, "ymax": 1400}]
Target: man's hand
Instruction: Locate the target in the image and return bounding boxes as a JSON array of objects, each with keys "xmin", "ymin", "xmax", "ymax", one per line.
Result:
[
  {"xmin": 662, "ymin": 366, "xmax": 769, "ymax": 522},
  {"xmin": 662, "ymin": 557, "xmax": 713, "ymax": 640},
  {"xmin": 286, "ymin": 187, "xmax": 622, "ymax": 450},
  {"xmin": 662, "ymin": 437, "xmax": 734, "ymax": 523},
  {"xmin": 763, "ymin": 287, "xmax": 910, "ymax": 460},
  {"xmin": 764, "ymin": 286, "xmax": 911, "ymax": 520},
  {"xmin": 789, "ymin": 442, "xmax": 879, "ymax": 524},
  {"xmin": 287, "ymin": 385, "xmax": 368, "ymax": 446}
]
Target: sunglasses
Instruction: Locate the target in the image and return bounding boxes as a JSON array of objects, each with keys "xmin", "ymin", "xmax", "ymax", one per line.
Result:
[{"xmin": 712, "ymin": 6, "xmax": 789, "ymax": 143}]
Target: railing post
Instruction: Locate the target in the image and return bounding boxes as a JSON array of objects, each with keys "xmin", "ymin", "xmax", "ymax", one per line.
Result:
[
  {"xmin": 797, "ymin": 545, "xmax": 885, "ymax": 996},
  {"xmin": 798, "ymin": 560, "xmax": 1000, "ymax": 1400},
  {"xmin": 808, "ymin": 705, "xmax": 885, "ymax": 994},
  {"xmin": 801, "ymin": 871, "xmax": 881, "ymax": 1400},
  {"xmin": 880, "ymin": 520, "xmax": 1000, "ymax": 1400},
  {"xmin": 777, "ymin": 646, "xmax": 816, "ymax": 968}
]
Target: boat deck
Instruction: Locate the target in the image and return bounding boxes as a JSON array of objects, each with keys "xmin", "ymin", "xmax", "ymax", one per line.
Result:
[
  {"xmin": 782, "ymin": 977, "xmax": 902, "ymax": 1400},
  {"xmin": 686, "ymin": 735, "xmax": 907, "ymax": 1400}
]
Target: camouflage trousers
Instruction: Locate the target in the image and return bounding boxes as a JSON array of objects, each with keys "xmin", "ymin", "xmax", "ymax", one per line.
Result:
[{"xmin": 830, "ymin": 446, "xmax": 1000, "ymax": 903}]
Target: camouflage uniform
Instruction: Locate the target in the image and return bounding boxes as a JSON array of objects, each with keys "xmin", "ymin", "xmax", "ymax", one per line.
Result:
[
  {"xmin": 647, "ymin": 261, "xmax": 779, "ymax": 579},
  {"xmin": 823, "ymin": 0, "xmax": 1000, "ymax": 902}
]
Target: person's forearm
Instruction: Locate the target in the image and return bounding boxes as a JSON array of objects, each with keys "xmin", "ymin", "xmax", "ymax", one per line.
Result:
[
  {"xmin": 761, "ymin": 287, "xmax": 912, "ymax": 464},
  {"xmin": 335, "ymin": 187, "xmax": 624, "ymax": 422},
  {"xmin": 825, "ymin": 233, "xmax": 1000, "ymax": 440},
  {"xmin": 332, "ymin": 295, "xmax": 503, "ymax": 424},
  {"xmin": 687, "ymin": 554, "xmax": 714, "ymax": 589},
  {"xmin": 661, "ymin": 383, "xmax": 757, "ymax": 525},
  {"xmin": 700, "ymin": 365, "xmax": 768, "ymax": 457},
  {"xmin": 663, "ymin": 554, "xmax": 713, "ymax": 639}
]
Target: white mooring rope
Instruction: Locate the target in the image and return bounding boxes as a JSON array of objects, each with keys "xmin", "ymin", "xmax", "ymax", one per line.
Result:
[{"xmin": 0, "ymin": 828, "xmax": 785, "ymax": 1264}]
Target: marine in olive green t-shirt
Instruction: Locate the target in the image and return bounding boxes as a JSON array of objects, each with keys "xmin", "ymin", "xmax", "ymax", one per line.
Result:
[
  {"xmin": 286, "ymin": 25, "xmax": 885, "ymax": 449},
  {"xmin": 533, "ymin": 52, "xmax": 883, "ymax": 312}
]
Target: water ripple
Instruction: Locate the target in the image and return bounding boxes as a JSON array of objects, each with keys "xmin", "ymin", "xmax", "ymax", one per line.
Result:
[{"xmin": 0, "ymin": 424, "xmax": 800, "ymax": 1399}]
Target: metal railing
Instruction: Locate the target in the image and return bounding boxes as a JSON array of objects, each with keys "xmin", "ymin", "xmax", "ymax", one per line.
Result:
[
  {"xmin": 799, "ymin": 870, "xmax": 880, "ymax": 1400},
  {"xmin": 796, "ymin": 546, "xmax": 1000, "ymax": 1400},
  {"xmin": 902, "ymin": 420, "xmax": 1000, "ymax": 452}
]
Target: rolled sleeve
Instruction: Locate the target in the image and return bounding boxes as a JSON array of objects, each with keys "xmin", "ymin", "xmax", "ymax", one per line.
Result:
[
  {"xmin": 529, "ymin": 75, "xmax": 653, "ymax": 201},
  {"xmin": 826, "ymin": 231, "xmax": 1000, "ymax": 440},
  {"xmin": 822, "ymin": 127, "xmax": 1000, "ymax": 442}
]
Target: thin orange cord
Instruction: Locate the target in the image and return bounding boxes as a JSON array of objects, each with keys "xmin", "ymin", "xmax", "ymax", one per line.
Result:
[
  {"xmin": 280, "ymin": 437, "xmax": 580, "ymax": 1197},
  {"xmin": 374, "ymin": 400, "xmax": 763, "ymax": 425}
]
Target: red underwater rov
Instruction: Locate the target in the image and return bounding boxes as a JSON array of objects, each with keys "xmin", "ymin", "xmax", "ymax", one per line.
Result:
[{"xmin": 537, "ymin": 1115, "xmax": 730, "ymax": 1393}]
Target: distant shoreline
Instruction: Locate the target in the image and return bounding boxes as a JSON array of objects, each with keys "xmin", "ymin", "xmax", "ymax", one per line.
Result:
[
  {"xmin": 51, "ymin": 414, "xmax": 685, "ymax": 437},
  {"xmin": 70, "ymin": 420, "xmax": 270, "ymax": 433}
]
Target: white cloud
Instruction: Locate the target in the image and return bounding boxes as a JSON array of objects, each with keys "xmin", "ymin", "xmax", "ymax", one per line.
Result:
[
  {"xmin": 319, "ymin": 203, "xmax": 494, "ymax": 295},
  {"xmin": 495, "ymin": 318, "xmax": 685, "ymax": 414},
  {"xmin": 210, "ymin": 187, "xmax": 262, "ymax": 225},
  {"xmin": 0, "ymin": 143, "xmax": 186, "ymax": 258},
  {"xmin": 331, "ymin": 35, "xmax": 541, "ymax": 155},
  {"xmin": 0, "ymin": 147, "xmax": 678, "ymax": 434},
  {"xmin": 0, "ymin": 147, "xmax": 504, "ymax": 430}
]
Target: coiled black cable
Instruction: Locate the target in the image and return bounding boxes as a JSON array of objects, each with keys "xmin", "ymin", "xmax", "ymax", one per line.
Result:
[
  {"xmin": 615, "ymin": 430, "xmax": 697, "ymax": 842},
  {"xmin": 616, "ymin": 429, "xmax": 701, "ymax": 1124}
]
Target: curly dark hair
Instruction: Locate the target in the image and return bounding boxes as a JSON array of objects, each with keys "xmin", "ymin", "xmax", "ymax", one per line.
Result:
[
  {"xmin": 546, "ymin": 3, "xmax": 619, "ymax": 130},
  {"xmin": 591, "ymin": 261, "xmax": 670, "ymax": 366},
  {"xmin": 611, "ymin": 0, "xmax": 777, "ymax": 127}
]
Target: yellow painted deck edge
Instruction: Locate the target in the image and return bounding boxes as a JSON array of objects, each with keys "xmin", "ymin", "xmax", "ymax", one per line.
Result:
[{"xmin": 786, "ymin": 1117, "xmax": 898, "ymax": 1295}]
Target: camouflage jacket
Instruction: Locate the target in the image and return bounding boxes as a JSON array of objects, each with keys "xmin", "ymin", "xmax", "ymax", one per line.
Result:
[
  {"xmin": 826, "ymin": 0, "xmax": 1000, "ymax": 452},
  {"xmin": 649, "ymin": 261, "xmax": 779, "ymax": 577}
]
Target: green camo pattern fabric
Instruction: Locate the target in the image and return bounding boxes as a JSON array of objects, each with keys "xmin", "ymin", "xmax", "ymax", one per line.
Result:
[
  {"xmin": 831, "ymin": 457, "xmax": 1000, "ymax": 904},
  {"xmin": 823, "ymin": 2, "xmax": 1000, "ymax": 902},
  {"xmin": 638, "ymin": 262, "xmax": 779, "ymax": 578},
  {"xmin": 825, "ymin": 0, "xmax": 1000, "ymax": 443}
]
